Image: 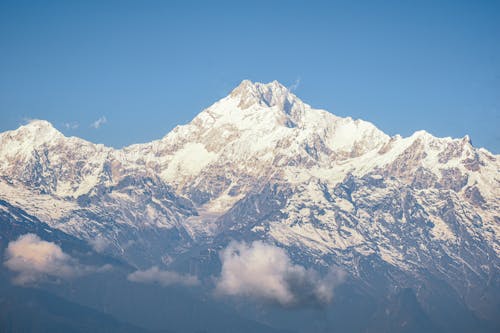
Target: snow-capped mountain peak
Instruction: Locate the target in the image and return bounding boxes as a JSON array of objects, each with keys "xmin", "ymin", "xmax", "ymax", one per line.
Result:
[
  {"xmin": 229, "ymin": 80, "xmax": 306, "ymax": 116},
  {"xmin": 2, "ymin": 119, "xmax": 64, "ymax": 144},
  {"xmin": 0, "ymin": 120, "xmax": 64, "ymax": 169}
]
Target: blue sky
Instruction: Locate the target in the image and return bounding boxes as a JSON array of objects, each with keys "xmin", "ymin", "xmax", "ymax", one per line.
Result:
[{"xmin": 1, "ymin": 0, "xmax": 499, "ymax": 152}]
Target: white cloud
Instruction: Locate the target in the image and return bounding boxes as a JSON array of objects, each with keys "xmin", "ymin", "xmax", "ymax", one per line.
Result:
[
  {"xmin": 63, "ymin": 121, "xmax": 79, "ymax": 130},
  {"xmin": 214, "ymin": 240, "xmax": 344, "ymax": 307},
  {"xmin": 21, "ymin": 117, "xmax": 36, "ymax": 125},
  {"xmin": 88, "ymin": 235, "xmax": 108, "ymax": 253},
  {"xmin": 91, "ymin": 116, "xmax": 107, "ymax": 129},
  {"xmin": 4, "ymin": 234, "xmax": 81, "ymax": 285},
  {"xmin": 127, "ymin": 266, "xmax": 199, "ymax": 287},
  {"xmin": 289, "ymin": 77, "xmax": 301, "ymax": 92},
  {"xmin": 3, "ymin": 234, "xmax": 110, "ymax": 285}
]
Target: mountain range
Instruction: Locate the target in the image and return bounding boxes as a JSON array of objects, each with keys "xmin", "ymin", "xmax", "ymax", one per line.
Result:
[{"xmin": 0, "ymin": 80, "xmax": 498, "ymax": 332}]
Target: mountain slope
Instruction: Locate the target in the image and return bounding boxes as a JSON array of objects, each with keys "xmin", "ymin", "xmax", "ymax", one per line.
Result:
[
  {"xmin": 0, "ymin": 122, "xmax": 198, "ymax": 267},
  {"xmin": 0, "ymin": 285, "xmax": 155, "ymax": 333}
]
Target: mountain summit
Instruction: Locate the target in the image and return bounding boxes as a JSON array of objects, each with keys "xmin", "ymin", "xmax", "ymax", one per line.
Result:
[
  {"xmin": 229, "ymin": 80, "xmax": 300, "ymax": 111},
  {"xmin": 1, "ymin": 119, "xmax": 63, "ymax": 147}
]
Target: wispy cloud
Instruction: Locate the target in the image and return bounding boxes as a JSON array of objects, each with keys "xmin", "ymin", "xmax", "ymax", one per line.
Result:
[
  {"xmin": 63, "ymin": 121, "xmax": 79, "ymax": 130},
  {"xmin": 4, "ymin": 234, "xmax": 110, "ymax": 285},
  {"xmin": 20, "ymin": 117, "xmax": 36, "ymax": 125},
  {"xmin": 128, "ymin": 266, "xmax": 199, "ymax": 287},
  {"xmin": 289, "ymin": 77, "xmax": 301, "ymax": 92},
  {"xmin": 91, "ymin": 116, "xmax": 107, "ymax": 129},
  {"xmin": 214, "ymin": 240, "xmax": 344, "ymax": 307}
]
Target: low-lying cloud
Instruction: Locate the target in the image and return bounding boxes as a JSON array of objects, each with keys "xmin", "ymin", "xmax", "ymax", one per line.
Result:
[
  {"xmin": 88, "ymin": 235, "xmax": 108, "ymax": 253},
  {"xmin": 4, "ymin": 234, "xmax": 82, "ymax": 285},
  {"xmin": 214, "ymin": 240, "xmax": 344, "ymax": 307},
  {"xmin": 4, "ymin": 234, "xmax": 111, "ymax": 285},
  {"xmin": 127, "ymin": 266, "xmax": 199, "ymax": 287}
]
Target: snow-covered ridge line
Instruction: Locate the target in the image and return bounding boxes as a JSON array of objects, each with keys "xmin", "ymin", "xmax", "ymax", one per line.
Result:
[
  {"xmin": 2, "ymin": 80, "xmax": 495, "ymax": 156},
  {"xmin": 1, "ymin": 80, "xmax": 497, "ymax": 204}
]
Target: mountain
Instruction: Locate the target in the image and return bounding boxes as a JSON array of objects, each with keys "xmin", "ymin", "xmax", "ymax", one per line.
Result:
[
  {"xmin": 0, "ymin": 120, "xmax": 197, "ymax": 267},
  {"xmin": 0, "ymin": 285, "xmax": 155, "ymax": 333},
  {"xmin": 0, "ymin": 198, "xmax": 293, "ymax": 333},
  {"xmin": 0, "ymin": 80, "xmax": 498, "ymax": 332}
]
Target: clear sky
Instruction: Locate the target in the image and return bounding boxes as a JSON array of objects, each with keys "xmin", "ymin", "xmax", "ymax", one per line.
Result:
[{"xmin": 1, "ymin": 0, "xmax": 499, "ymax": 152}]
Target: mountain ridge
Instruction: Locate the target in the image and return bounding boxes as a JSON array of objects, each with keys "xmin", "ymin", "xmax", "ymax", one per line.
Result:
[{"xmin": 4, "ymin": 80, "xmax": 492, "ymax": 153}]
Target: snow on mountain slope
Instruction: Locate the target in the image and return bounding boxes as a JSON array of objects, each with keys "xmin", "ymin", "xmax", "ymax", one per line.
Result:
[
  {"xmin": 125, "ymin": 80, "xmax": 391, "ymax": 176},
  {"xmin": 122, "ymin": 80, "xmax": 394, "ymax": 236},
  {"xmin": 0, "ymin": 80, "xmax": 498, "ymax": 282},
  {"xmin": 0, "ymin": 120, "xmax": 112, "ymax": 198},
  {"xmin": 121, "ymin": 81, "xmax": 498, "ymax": 255},
  {"xmin": 0, "ymin": 121, "xmax": 197, "ymax": 266}
]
